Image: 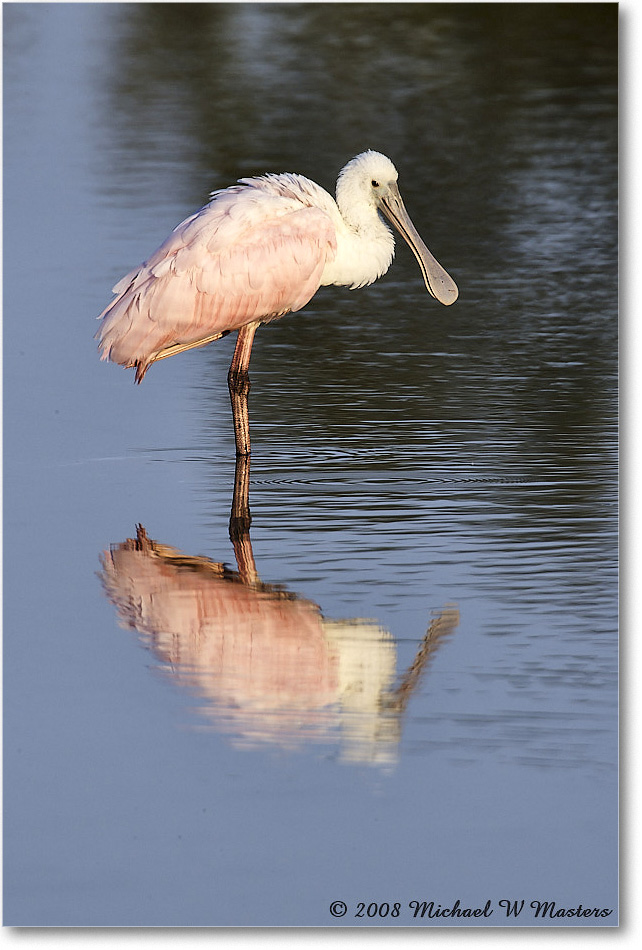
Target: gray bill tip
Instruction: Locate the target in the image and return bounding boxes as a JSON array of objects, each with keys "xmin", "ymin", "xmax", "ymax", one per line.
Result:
[{"xmin": 426, "ymin": 266, "xmax": 459, "ymax": 305}]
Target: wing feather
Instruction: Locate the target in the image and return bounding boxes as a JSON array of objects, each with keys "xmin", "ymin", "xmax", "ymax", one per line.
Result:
[{"xmin": 97, "ymin": 188, "xmax": 337, "ymax": 370}]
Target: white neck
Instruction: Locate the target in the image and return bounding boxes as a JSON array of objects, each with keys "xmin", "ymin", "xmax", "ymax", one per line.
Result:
[{"xmin": 321, "ymin": 184, "xmax": 395, "ymax": 290}]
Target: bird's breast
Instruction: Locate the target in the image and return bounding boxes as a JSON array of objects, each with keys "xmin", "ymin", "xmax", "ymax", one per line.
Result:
[{"xmin": 320, "ymin": 221, "xmax": 395, "ymax": 290}]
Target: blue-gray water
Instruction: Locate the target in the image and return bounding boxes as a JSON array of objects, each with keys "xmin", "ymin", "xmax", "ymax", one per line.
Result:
[{"xmin": 4, "ymin": 2, "xmax": 617, "ymax": 927}]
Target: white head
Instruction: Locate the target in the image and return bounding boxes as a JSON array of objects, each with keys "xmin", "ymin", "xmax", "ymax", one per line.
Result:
[
  {"xmin": 336, "ymin": 150, "xmax": 399, "ymax": 218},
  {"xmin": 336, "ymin": 150, "xmax": 458, "ymax": 306}
]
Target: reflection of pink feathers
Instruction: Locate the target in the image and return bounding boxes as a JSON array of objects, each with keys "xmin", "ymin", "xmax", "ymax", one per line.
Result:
[
  {"xmin": 100, "ymin": 540, "xmax": 340, "ymax": 714},
  {"xmin": 99, "ymin": 527, "xmax": 457, "ymax": 760},
  {"xmin": 96, "ymin": 179, "xmax": 337, "ymax": 373}
]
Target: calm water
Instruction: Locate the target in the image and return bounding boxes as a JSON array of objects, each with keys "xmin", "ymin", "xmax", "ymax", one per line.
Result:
[{"xmin": 4, "ymin": 2, "xmax": 617, "ymax": 928}]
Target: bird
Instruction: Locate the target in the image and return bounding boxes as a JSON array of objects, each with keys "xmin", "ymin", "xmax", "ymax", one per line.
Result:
[{"xmin": 96, "ymin": 150, "xmax": 458, "ymax": 455}]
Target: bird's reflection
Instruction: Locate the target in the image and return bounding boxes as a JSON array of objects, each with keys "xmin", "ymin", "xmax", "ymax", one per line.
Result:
[{"xmin": 99, "ymin": 457, "xmax": 458, "ymax": 765}]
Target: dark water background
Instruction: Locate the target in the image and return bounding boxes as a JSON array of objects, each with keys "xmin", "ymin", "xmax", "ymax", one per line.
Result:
[{"xmin": 4, "ymin": 2, "xmax": 617, "ymax": 927}]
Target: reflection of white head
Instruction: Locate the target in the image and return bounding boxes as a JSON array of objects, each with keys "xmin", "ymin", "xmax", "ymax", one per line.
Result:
[{"xmin": 323, "ymin": 619, "xmax": 399, "ymax": 766}]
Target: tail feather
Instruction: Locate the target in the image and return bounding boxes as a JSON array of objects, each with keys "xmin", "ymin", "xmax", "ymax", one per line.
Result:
[{"xmin": 134, "ymin": 360, "xmax": 150, "ymax": 384}]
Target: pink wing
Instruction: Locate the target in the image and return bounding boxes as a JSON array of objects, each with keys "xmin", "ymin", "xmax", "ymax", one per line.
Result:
[{"xmin": 96, "ymin": 186, "xmax": 338, "ymax": 371}]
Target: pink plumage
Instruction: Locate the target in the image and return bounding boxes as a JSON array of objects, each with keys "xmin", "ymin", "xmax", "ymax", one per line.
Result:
[
  {"xmin": 97, "ymin": 178, "xmax": 338, "ymax": 382},
  {"xmin": 96, "ymin": 152, "xmax": 457, "ymax": 454}
]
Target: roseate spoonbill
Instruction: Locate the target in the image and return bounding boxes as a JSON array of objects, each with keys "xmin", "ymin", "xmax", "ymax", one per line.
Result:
[{"xmin": 96, "ymin": 150, "xmax": 458, "ymax": 455}]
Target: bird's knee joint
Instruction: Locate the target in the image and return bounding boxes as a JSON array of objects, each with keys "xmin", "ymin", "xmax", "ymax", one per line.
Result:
[
  {"xmin": 228, "ymin": 369, "xmax": 251, "ymax": 397},
  {"xmin": 229, "ymin": 513, "xmax": 252, "ymax": 541}
]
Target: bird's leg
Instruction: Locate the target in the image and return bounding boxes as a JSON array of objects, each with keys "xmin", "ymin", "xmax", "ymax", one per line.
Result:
[
  {"xmin": 228, "ymin": 321, "xmax": 260, "ymax": 457},
  {"xmin": 230, "ymin": 452, "xmax": 252, "ymax": 534},
  {"xmin": 229, "ymin": 453, "xmax": 259, "ymax": 585}
]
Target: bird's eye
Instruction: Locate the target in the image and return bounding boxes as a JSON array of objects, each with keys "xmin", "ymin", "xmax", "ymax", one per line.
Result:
[{"xmin": 371, "ymin": 180, "xmax": 380, "ymax": 188}]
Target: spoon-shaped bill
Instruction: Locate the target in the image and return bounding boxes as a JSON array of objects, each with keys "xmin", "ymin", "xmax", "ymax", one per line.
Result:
[{"xmin": 379, "ymin": 183, "xmax": 458, "ymax": 306}]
